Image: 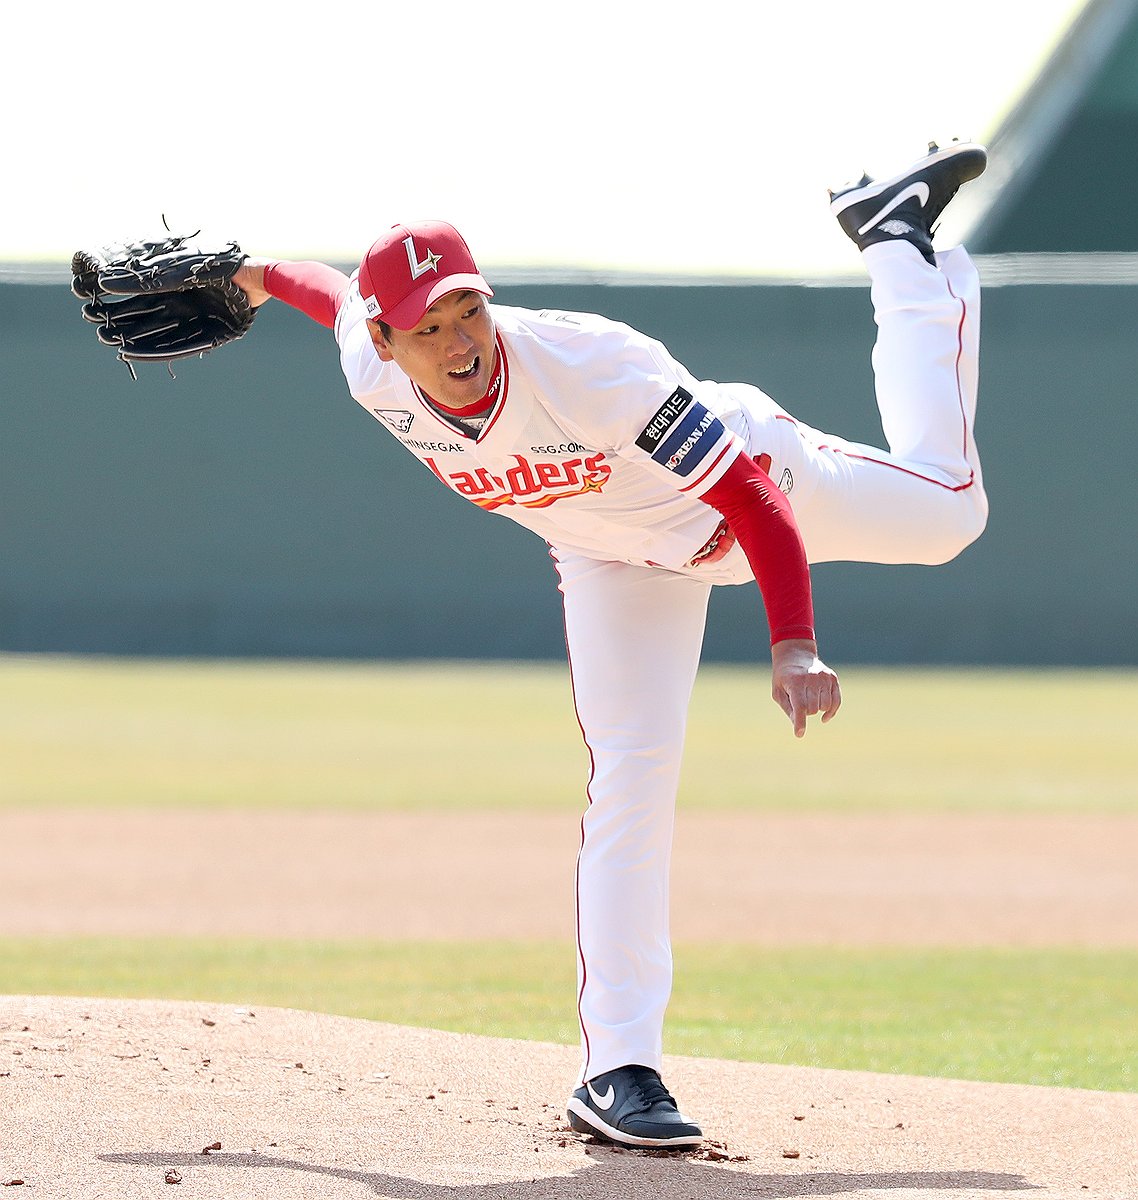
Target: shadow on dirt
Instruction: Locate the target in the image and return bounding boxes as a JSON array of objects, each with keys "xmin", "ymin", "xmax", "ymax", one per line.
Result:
[{"xmin": 99, "ymin": 1149, "xmax": 1038, "ymax": 1198}]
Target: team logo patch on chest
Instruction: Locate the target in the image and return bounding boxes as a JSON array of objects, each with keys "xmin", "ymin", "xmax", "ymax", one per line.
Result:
[
  {"xmin": 424, "ymin": 452, "xmax": 611, "ymax": 511},
  {"xmin": 635, "ymin": 387, "xmax": 726, "ymax": 478},
  {"xmin": 374, "ymin": 408, "xmax": 415, "ymax": 433}
]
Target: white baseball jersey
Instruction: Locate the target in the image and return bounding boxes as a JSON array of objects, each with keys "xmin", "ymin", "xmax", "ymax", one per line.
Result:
[{"xmin": 335, "ymin": 288, "xmax": 760, "ymax": 579}]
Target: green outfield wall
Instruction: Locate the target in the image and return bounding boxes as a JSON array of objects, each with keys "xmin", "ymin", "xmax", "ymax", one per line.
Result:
[{"xmin": 2, "ymin": 272, "xmax": 1135, "ymax": 665}]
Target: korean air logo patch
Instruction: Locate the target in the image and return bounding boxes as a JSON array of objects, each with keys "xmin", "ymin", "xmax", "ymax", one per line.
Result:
[{"xmin": 637, "ymin": 388, "xmax": 725, "ymax": 477}]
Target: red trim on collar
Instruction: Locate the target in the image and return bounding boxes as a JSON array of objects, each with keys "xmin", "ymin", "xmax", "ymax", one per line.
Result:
[{"xmin": 477, "ymin": 332, "xmax": 510, "ymax": 440}]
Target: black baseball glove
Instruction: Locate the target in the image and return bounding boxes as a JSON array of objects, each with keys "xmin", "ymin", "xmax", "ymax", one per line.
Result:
[{"xmin": 72, "ymin": 232, "xmax": 257, "ymax": 375}]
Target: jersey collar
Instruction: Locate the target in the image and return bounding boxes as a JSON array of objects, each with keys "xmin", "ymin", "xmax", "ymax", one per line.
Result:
[{"xmin": 413, "ymin": 331, "xmax": 509, "ymax": 440}]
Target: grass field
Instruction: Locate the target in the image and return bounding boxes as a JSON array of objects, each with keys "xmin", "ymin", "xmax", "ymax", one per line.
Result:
[
  {"xmin": 3, "ymin": 938, "xmax": 1134, "ymax": 1093},
  {"xmin": 3, "ymin": 654, "xmax": 1136, "ymax": 1094},
  {"xmin": 1, "ymin": 654, "xmax": 1136, "ymax": 811}
]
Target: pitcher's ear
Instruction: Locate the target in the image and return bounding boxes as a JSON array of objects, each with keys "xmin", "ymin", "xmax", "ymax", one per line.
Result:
[{"xmin": 367, "ymin": 318, "xmax": 395, "ymax": 362}]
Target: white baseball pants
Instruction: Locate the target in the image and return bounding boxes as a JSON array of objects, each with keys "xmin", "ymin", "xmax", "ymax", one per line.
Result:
[{"xmin": 555, "ymin": 242, "xmax": 987, "ymax": 1084}]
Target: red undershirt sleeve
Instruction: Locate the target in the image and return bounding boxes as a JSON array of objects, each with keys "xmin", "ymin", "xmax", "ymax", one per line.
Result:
[
  {"xmin": 262, "ymin": 261, "xmax": 352, "ymax": 329},
  {"xmin": 701, "ymin": 451, "xmax": 816, "ymax": 646}
]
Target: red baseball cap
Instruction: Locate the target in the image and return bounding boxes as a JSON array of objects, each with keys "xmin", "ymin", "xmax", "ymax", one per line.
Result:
[{"xmin": 357, "ymin": 220, "xmax": 493, "ymax": 330}]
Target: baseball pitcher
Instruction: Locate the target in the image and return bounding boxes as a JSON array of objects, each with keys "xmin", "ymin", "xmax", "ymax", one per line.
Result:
[{"xmin": 74, "ymin": 139, "xmax": 988, "ymax": 1151}]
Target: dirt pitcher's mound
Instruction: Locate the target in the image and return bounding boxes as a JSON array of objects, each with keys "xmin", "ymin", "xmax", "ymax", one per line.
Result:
[{"xmin": 2, "ymin": 996, "xmax": 1135, "ymax": 1200}]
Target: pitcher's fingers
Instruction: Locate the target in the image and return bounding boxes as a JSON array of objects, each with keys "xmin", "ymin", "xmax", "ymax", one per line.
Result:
[{"xmin": 820, "ymin": 678, "xmax": 843, "ymax": 723}]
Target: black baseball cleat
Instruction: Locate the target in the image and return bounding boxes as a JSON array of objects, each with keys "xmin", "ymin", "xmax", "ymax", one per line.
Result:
[
  {"xmin": 829, "ymin": 140, "xmax": 988, "ymax": 264},
  {"xmin": 566, "ymin": 1064, "xmax": 703, "ymax": 1150}
]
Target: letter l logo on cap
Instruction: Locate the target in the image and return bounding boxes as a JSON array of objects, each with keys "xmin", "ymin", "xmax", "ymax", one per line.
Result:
[{"xmin": 404, "ymin": 236, "xmax": 441, "ymax": 280}]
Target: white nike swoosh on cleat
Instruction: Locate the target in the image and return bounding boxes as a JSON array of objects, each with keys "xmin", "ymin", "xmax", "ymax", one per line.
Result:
[
  {"xmin": 856, "ymin": 181, "xmax": 930, "ymax": 236},
  {"xmin": 586, "ymin": 1081, "xmax": 616, "ymax": 1110}
]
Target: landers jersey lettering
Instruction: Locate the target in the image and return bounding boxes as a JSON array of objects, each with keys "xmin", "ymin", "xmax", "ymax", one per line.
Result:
[
  {"xmin": 336, "ymin": 293, "xmax": 754, "ymax": 574},
  {"xmin": 425, "ymin": 452, "xmax": 612, "ymax": 510}
]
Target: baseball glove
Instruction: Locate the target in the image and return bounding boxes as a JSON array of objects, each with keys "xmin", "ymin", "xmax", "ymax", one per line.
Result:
[{"xmin": 71, "ymin": 232, "xmax": 256, "ymax": 375}]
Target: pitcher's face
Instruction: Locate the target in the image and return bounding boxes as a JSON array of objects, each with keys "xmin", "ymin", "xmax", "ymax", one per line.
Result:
[{"xmin": 369, "ymin": 290, "xmax": 496, "ymax": 409}]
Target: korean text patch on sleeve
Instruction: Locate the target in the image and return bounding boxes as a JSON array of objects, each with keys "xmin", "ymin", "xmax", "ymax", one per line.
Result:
[{"xmin": 635, "ymin": 387, "xmax": 727, "ymax": 478}]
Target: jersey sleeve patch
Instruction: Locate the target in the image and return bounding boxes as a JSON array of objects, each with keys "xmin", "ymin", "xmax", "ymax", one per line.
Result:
[
  {"xmin": 636, "ymin": 388, "xmax": 727, "ymax": 478},
  {"xmin": 635, "ymin": 386, "xmax": 696, "ymax": 453}
]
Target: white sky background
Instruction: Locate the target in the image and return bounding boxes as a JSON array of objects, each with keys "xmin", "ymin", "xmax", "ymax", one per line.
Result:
[{"xmin": 5, "ymin": 0, "xmax": 1083, "ymax": 277}]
